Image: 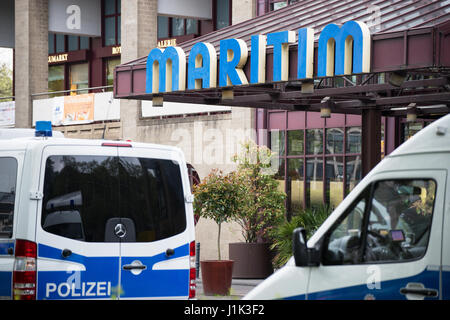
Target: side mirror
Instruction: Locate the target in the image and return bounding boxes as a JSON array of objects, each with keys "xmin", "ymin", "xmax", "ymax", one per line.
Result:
[{"xmin": 292, "ymin": 228, "xmax": 308, "ymax": 267}]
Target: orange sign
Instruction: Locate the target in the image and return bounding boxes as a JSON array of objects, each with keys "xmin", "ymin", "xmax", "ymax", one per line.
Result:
[{"xmin": 63, "ymin": 93, "xmax": 94, "ymax": 124}]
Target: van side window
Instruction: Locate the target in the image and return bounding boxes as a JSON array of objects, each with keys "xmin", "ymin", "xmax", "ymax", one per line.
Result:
[
  {"xmin": 322, "ymin": 190, "xmax": 368, "ymax": 265},
  {"xmin": 41, "ymin": 155, "xmax": 186, "ymax": 242},
  {"xmin": 0, "ymin": 158, "xmax": 17, "ymax": 238},
  {"xmin": 323, "ymin": 179, "xmax": 436, "ymax": 266},
  {"xmin": 363, "ymin": 179, "xmax": 436, "ymax": 262}
]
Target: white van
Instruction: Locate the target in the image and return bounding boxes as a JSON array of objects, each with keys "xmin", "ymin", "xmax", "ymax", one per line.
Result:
[
  {"xmin": 0, "ymin": 122, "xmax": 196, "ymax": 300},
  {"xmin": 245, "ymin": 113, "xmax": 450, "ymax": 300}
]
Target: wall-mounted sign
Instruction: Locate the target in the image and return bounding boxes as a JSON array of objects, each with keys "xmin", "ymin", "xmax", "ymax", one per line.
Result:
[
  {"xmin": 112, "ymin": 46, "xmax": 121, "ymax": 55},
  {"xmin": 48, "ymin": 0, "xmax": 101, "ymax": 37},
  {"xmin": 145, "ymin": 20, "xmax": 371, "ymax": 94},
  {"xmin": 157, "ymin": 39, "xmax": 177, "ymax": 48},
  {"xmin": 48, "ymin": 53, "xmax": 69, "ymax": 64}
]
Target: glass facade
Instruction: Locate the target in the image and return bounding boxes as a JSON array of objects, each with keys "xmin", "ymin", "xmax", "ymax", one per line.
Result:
[{"xmin": 268, "ymin": 112, "xmax": 362, "ymax": 216}]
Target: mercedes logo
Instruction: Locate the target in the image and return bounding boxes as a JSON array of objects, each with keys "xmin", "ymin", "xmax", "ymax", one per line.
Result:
[{"xmin": 114, "ymin": 223, "xmax": 127, "ymax": 238}]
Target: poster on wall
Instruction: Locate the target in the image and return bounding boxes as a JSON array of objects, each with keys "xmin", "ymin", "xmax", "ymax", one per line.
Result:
[
  {"xmin": 63, "ymin": 93, "xmax": 94, "ymax": 125},
  {"xmin": 0, "ymin": 101, "xmax": 14, "ymax": 127}
]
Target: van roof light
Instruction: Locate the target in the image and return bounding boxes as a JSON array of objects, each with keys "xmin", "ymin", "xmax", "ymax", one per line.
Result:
[{"xmin": 35, "ymin": 121, "xmax": 53, "ymax": 137}]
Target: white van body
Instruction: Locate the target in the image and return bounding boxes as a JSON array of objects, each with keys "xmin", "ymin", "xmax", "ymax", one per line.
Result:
[
  {"xmin": 245, "ymin": 113, "xmax": 450, "ymax": 300},
  {"xmin": 0, "ymin": 129, "xmax": 195, "ymax": 300}
]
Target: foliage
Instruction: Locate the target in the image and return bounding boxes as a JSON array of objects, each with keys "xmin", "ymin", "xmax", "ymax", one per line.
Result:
[
  {"xmin": 193, "ymin": 169, "xmax": 244, "ymax": 260},
  {"xmin": 270, "ymin": 205, "xmax": 332, "ymax": 269},
  {"xmin": 0, "ymin": 63, "xmax": 12, "ymax": 99},
  {"xmin": 232, "ymin": 140, "xmax": 286, "ymax": 243}
]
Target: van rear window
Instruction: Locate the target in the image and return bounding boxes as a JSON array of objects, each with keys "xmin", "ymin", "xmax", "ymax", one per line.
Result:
[
  {"xmin": 41, "ymin": 155, "xmax": 186, "ymax": 242},
  {"xmin": 0, "ymin": 158, "xmax": 17, "ymax": 238}
]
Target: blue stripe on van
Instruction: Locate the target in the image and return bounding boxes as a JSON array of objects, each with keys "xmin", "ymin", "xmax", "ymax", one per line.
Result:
[
  {"xmin": 36, "ymin": 243, "xmax": 189, "ymax": 300},
  {"xmin": 284, "ymin": 269, "xmax": 439, "ymax": 300},
  {"xmin": 0, "ymin": 272, "xmax": 11, "ymax": 297},
  {"xmin": 0, "ymin": 241, "xmax": 14, "ymax": 255}
]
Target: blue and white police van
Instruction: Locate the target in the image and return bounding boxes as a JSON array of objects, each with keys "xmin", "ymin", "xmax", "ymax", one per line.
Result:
[
  {"xmin": 0, "ymin": 122, "xmax": 196, "ymax": 300},
  {"xmin": 245, "ymin": 113, "xmax": 450, "ymax": 300}
]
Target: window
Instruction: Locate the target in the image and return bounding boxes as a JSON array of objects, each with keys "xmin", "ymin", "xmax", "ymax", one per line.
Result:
[
  {"xmin": 106, "ymin": 57, "xmax": 121, "ymax": 89},
  {"xmin": 48, "ymin": 65, "xmax": 65, "ymax": 93},
  {"xmin": 323, "ymin": 179, "xmax": 436, "ymax": 265},
  {"xmin": 49, "ymin": 33, "xmax": 90, "ymax": 54},
  {"xmin": 306, "ymin": 129, "xmax": 323, "ymax": 155},
  {"xmin": 41, "ymin": 155, "xmax": 186, "ymax": 242},
  {"xmin": 157, "ymin": 16, "xmax": 199, "ymax": 40},
  {"xmin": 216, "ymin": 0, "xmax": 230, "ymax": 30},
  {"xmin": 268, "ymin": 112, "xmax": 363, "ymax": 215},
  {"xmin": 69, "ymin": 63, "xmax": 89, "ymax": 94},
  {"xmin": 287, "ymin": 158, "xmax": 304, "ymax": 213},
  {"xmin": 157, "ymin": 16, "xmax": 169, "ymax": 39},
  {"xmin": 287, "ymin": 130, "xmax": 303, "ymax": 156},
  {"xmin": 364, "ymin": 179, "xmax": 436, "ymax": 262},
  {"xmin": 68, "ymin": 35, "xmax": 90, "ymax": 51},
  {"xmin": 323, "ymin": 190, "xmax": 367, "ymax": 265},
  {"xmin": 104, "ymin": 0, "xmax": 121, "ymax": 46},
  {"xmin": 0, "ymin": 158, "xmax": 17, "ymax": 238},
  {"xmin": 56, "ymin": 34, "xmax": 65, "ymax": 53}
]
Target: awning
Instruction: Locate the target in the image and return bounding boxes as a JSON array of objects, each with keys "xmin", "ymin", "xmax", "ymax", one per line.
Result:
[{"xmin": 114, "ymin": 0, "xmax": 450, "ymax": 118}]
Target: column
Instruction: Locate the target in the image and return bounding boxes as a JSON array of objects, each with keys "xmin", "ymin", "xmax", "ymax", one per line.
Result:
[
  {"xmin": 120, "ymin": 0, "xmax": 157, "ymax": 141},
  {"xmin": 14, "ymin": 0, "xmax": 48, "ymax": 128},
  {"xmin": 361, "ymin": 108, "xmax": 381, "ymax": 177}
]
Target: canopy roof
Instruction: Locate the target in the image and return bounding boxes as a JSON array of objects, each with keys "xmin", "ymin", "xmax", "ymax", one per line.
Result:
[{"xmin": 114, "ymin": 0, "xmax": 450, "ymax": 118}]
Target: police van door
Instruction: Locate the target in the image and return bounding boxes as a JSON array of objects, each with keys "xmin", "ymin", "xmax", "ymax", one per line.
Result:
[
  {"xmin": 116, "ymin": 146, "xmax": 191, "ymax": 299},
  {"xmin": 37, "ymin": 146, "xmax": 121, "ymax": 300},
  {"xmin": 0, "ymin": 155, "xmax": 21, "ymax": 299},
  {"xmin": 307, "ymin": 170, "xmax": 444, "ymax": 300}
]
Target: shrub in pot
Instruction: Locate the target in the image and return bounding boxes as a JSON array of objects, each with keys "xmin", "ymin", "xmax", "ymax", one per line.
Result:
[
  {"xmin": 193, "ymin": 169, "xmax": 243, "ymax": 295},
  {"xmin": 229, "ymin": 141, "xmax": 286, "ymax": 279}
]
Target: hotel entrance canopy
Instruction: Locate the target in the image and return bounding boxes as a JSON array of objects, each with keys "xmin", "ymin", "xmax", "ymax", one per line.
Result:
[{"xmin": 114, "ymin": 0, "xmax": 450, "ymax": 174}]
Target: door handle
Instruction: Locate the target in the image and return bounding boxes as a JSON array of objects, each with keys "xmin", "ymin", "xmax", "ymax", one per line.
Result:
[
  {"xmin": 400, "ymin": 283, "xmax": 438, "ymax": 299},
  {"xmin": 122, "ymin": 260, "xmax": 147, "ymax": 274},
  {"xmin": 123, "ymin": 264, "xmax": 147, "ymax": 270}
]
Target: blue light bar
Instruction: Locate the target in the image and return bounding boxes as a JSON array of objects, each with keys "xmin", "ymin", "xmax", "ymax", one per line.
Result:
[{"xmin": 35, "ymin": 121, "xmax": 53, "ymax": 137}]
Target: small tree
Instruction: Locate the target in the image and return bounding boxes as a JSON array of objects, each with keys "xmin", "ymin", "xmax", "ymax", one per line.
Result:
[
  {"xmin": 193, "ymin": 169, "xmax": 244, "ymax": 260},
  {"xmin": 232, "ymin": 140, "xmax": 286, "ymax": 243}
]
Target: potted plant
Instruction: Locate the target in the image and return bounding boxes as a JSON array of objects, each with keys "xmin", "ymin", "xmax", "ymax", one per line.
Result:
[
  {"xmin": 228, "ymin": 140, "xmax": 286, "ymax": 279},
  {"xmin": 193, "ymin": 169, "xmax": 243, "ymax": 295}
]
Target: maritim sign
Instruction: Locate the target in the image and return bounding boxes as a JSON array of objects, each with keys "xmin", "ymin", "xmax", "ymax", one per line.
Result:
[{"xmin": 145, "ymin": 20, "xmax": 371, "ymax": 95}]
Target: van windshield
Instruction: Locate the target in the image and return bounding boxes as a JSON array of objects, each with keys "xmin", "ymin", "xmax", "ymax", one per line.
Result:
[{"xmin": 41, "ymin": 155, "xmax": 186, "ymax": 242}]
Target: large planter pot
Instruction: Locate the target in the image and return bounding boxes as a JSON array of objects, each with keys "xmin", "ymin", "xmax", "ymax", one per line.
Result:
[
  {"xmin": 229, "ymin": 242, "xmax": 274, "ymax": 279},
  {"xmin": 200, "ymin": 260, "xmax": 234, "ymax": 296}
]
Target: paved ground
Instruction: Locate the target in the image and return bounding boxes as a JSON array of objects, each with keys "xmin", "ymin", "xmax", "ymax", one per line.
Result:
[{"xmin": 196, "ymin": 278, "xmax": 263, "ymax": 300}]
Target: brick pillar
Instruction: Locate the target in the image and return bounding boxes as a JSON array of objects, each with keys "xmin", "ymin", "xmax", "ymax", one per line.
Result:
[
  {"xmin": 120, "ymin": 0, "xmax": 157, "ymax": 141},
  {"xmin": 14, "ymin": 0, "xmax": 48, "ymax": 128}
]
